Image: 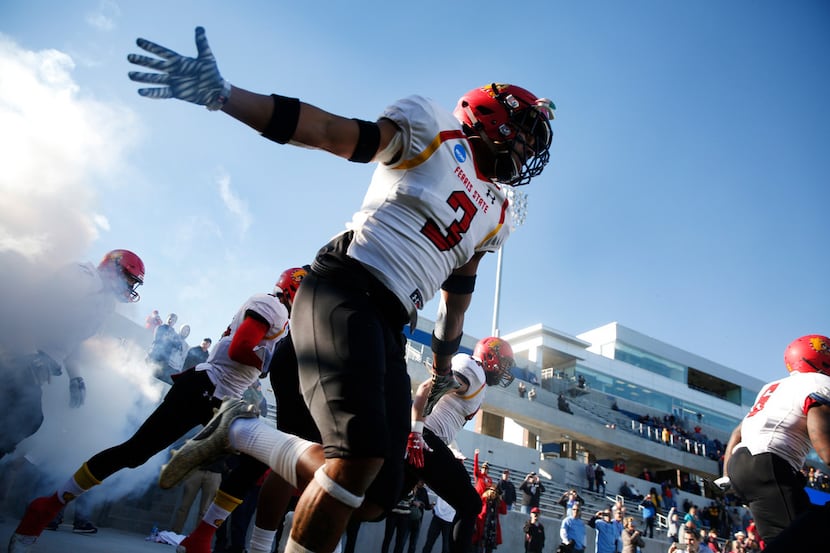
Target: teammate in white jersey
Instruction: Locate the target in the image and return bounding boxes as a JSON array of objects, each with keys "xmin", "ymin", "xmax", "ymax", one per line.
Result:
[
  {"xmin": 405, "ymin": 337, "xmax": 516, "ymax": 553},
  {"xmin": 125, "ymin": 26, "xmax": 554, "ymax": 553},
  {"xmin": 9, "ymin": 269, "xmax": 297, "ymax": 552},
  {"xmin": 0, "ymin": 249, "xmax": 145, "ymax": 460},
  {"xmin": 719, "ymin": 334, "xmax": 830, "ymax": 544}
]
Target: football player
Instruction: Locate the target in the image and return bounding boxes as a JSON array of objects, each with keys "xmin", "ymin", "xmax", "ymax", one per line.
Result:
[
  {"xmin": 719, "ymin": 334, "xmax": 830, "ymax": 544},
  {"xmin": 8, "ymin": 268, "xmax": 301, "ymax": 552},
  {"xmin": 0, "ymin": 249, "xmax": 145, "ymax": 461},
  {"xmin": 126, "ymin": 26, "xmax": 554, "ymax": 553}
]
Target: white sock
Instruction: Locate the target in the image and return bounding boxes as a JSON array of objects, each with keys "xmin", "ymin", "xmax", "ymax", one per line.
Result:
[
  {"xmin": 229, "ymin": 418, "xmax": 314, "ymax": 488},
  {"xmin": 56, "ymin": 477, "xmax": 86, "ymax": 504},
  {"xmin": 202, "ymin": 503, "xmax": 232, "ymax": 528},
  {"xmin": 249, "ymin": 525, "xmax": 277, "ymax": 553},
  {"xmin": 284, "ymin": 536, "xmax": 315, "ymax": 553}
]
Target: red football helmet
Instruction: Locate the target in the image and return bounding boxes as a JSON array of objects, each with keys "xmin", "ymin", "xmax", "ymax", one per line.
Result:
[
  {"xmin": 785, "ymin": 335, "xmax": 830, "ymax": 376},
  {"xmin": 454, "ymin": 83, "xmax": 555, "ymax": 186},
  {"xmin": 274, "ymin": 266, "xmax": 308, "ymax": 304},
  {"xmin": 473, "ymin": 336, "xmax": 516, "ymax": 387},
  {"xmin": 97, "ymin": 249, "xmax": 145, "ymax": 303}
]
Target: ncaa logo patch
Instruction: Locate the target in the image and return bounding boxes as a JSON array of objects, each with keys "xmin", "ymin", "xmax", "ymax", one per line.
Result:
[{"xmin": 453, "ymin": 144, "xmax": 467, "ymax": 163}]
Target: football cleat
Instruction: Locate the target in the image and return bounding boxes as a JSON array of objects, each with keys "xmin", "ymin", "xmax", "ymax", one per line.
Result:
[{"xmin": 159, "ymin": 398, "xmax": 259, "ymax": 489}]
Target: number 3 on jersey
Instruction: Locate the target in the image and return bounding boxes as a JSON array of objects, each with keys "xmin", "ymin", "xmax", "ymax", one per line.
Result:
[
  {"xmin": 421, "ymin": 191, "xmax": 477, "ymax": 251},
  {"xmin": 747, "ymin": 383, "xmax": 779, "ymax": 418}
]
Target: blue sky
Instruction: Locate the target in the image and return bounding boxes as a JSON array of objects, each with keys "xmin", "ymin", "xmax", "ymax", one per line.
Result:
[{"xmin": 2, "ymin": 0, "xmax": 828, "ymax": 387}]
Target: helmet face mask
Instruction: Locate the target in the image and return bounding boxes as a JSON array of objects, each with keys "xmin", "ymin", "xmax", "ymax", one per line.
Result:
[
  {"xmin": 455, "ymin": 83, "xmax": 555, "ymax": 186},
  {"xmin": 473, "ymin": 336, "xmax": 516, "ymax": 387},
  {"xmin": 785, "ymin": 335, "xmax": 830, "ymax": 376},
  {"xmin": 98, "ymin": 249, "xmax": 145, "ymax": 303}
]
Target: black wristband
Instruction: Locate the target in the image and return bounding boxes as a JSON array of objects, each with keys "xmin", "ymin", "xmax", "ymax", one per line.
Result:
[
  {"xmin": 432, "ymin": 331, "xmax": 462, "ymax": 356},
  {"xmin": 262, "ymin": 94, "xmax": 300, "ymax": 144}
]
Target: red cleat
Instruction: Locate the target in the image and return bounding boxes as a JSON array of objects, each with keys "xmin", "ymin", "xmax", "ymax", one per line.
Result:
[
  {"xmin": 14, "ymin": 493, "xmax": 64, "ymax": 538},
  {"xmin": 176, "ymin": 522, "xmax": 216, "ymax": 553}
]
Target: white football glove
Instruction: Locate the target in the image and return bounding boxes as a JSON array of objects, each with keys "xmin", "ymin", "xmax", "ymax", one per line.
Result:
[{"xmin": 128, "ymin": 26, "xmax": 231, "ymax": 110}]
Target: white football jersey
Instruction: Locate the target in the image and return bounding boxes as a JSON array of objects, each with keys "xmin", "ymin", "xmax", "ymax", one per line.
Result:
[
  {"xmin": 737, "ymin": 371, "xmax": 830, "ymax": 470},
  {"xmin": 346, "ymin": 95, "xmax": 512, "ymax": 322},
  {"xmin": 425, "ymin": 353, "xmax": 487, "ymax": 444},
  {"xmin": 200, "ymin": 293, "xmax": 289, "ymax": 400}
]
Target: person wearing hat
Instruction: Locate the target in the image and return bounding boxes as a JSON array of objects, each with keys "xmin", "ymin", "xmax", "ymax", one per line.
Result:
[
  {"xmin": 474, "ymin": 453, "xmax": 493, "ymax": 496},
  {"xmin": 496, "ymin": 468, "xmax": 517, "ymax": 511},
  {"xmin": 523, "ymin": 507, "xmax": 545, "ymax": 553},
  {"xmin": 520, "ymin": 472, "xmax": 545, "ymax": 514},
  {"xmin": 588, "ymin": 509, "xmax": 621, "ymax": 553}
]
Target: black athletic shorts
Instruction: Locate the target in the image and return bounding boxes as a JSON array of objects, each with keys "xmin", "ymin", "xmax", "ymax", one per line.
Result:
[{"xmin": 291, "ymin": 232, "xmax": 410, "ymax": 510}]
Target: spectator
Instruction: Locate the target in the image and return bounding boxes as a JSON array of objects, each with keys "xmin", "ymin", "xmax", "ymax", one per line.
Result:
[
  {"xmin": 640, "ymin": 495, "xmax": 657, "ymax": 539},
  {"xmin": 519, "ymin": 472, "xmax": 545, "ymax": 514},
  {"xmin": 523, "ymin": 507, "xmax": 545, "ymax": 553},
  {"xmin": 473, "ymin": 485, "xmax": 506, "ymax": 553},
  {"xmin": 145, "ymin": 309, "xmax": 163, "ymax": 331},
  {"xmin": 474, "ymin": 453, "xmax": 494, "ymax": 496},
  {"xmin": 640, "ymin": 467, "xmax": 653, "ymax": 482},
  {"xmin": 170, "ymin": 454, "xmax": 227, "ymax": 535},
  {"xmin": 405, "ymin": 481, "xmax": 432, "ymax": 553},
  {"xmin": 668, "ymin": 531, "xmax": 704, "ymax": 553},
  {"xmin": 587, "ymin": 509, "xmax": 619, "ymax": 553},
  {"xmin": 559, "ymin": 503, "xmax": 586, "ymax": 553},
  {"xmin": 618, "ymin": 481, "xmax": 641, "ymax": 501},
  {"xmin": 621, "ymin": 517, "xmax": 645, "ymax": 553},
  {"xmin": 167, "ymin": 324, "xmax": 191, "ymax": 376},
  {"xmin": 666, "ymin": 506, "xmax": 680, "ymax": 543},
  {"xmin": 594, "ymin": 463, "xmax": 606, "ymax": 495},
  {"xmin": 577, "ymin": 374, "xmax": 586, "ymax": 389},
  {"xmin": 557, "ymin": 489, "xmax": 584, "ymax": 517},
  {"xmin": 421, "ymin": 495, "xmax": 454, "ymax": 553},
  {"xmin": 517, "ymin": 381, "xmax": 527, "ymax": 398},
  {"xmin": 146, "ymin": 312, "xmax": 181, "ymax": 384},
  {"xmin": 496, "ymin": 469, "xmax": 516, "ymax": 511},
  {"xmin": 183, "ymin": 338, "xmax": 212, "ymax": 371},
  {"xmin": 557, "ymin": 393, "xmax": 572, "ymax": 413},
  {"xmin": 614, "ymin": 459, "xmax": 626, "ymax": 474},
  {"xmin": 382, "ymin": 487, "xmax": 414, "ymax": 553},
  {"xmin": 704, "ymin": 529, "xmax": 720, "ymax": 553},
  {"xmin": 585, "ymin": 461, "xmax": 596, "ymax": 493},
  {"xmin": 528, "ymin": 387, "xmax": 537, "ymax": 402}
]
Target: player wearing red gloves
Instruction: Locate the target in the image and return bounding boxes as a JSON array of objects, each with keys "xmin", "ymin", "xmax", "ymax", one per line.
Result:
[{"xmin": 404, "ymin": 336, "xmax": 515, "ymax": 553}]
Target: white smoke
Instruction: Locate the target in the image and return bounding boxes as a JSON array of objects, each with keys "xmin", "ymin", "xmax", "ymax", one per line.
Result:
[
  {"xmin": 17, "ymin": 336, "xmax": 168, "ymax": 501},
  {"xmin": 0, "ymin": 34, "xmax": 164, "ymax": 508}
]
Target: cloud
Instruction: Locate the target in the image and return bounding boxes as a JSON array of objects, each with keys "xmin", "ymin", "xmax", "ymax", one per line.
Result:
[
  {"xmin": 0, "ymin": 34, "xmax": 138, "ymax": 264},
  {"xmin": 216, "ymin": 169, "xmax": 252, "ymax": 234},
  {"xmin": 85, "ymin": 0, "xmax": 121, "ymax": 32}
]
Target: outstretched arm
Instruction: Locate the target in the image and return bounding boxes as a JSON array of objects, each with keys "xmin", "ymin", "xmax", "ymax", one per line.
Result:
[{"xmin": 128, "ymin": 27, "xmax": 400, "ymax": 160}]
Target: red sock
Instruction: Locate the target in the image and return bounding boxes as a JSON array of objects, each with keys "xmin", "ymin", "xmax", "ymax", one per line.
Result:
[
  {"xmin": 178, "ymin": 521, "xmax": 217, "ymax": 553},
  {"xmin": 15, "ymin": 493, "xmax": 64, "ymax": 537}
]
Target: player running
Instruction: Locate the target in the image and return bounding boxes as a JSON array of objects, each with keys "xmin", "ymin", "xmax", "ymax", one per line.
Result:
[
  {"xmin": 8, "ymin": 269, "xmax": 301, "ymax": 552},
  {"xmin": 125, "ymin": 25, "xmax": 554, "ymax": 553}
]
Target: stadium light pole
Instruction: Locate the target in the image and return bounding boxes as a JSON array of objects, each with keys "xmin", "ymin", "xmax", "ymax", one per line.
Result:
[{"xmin": 491, "ymin": 188, "xmax": 527, "ymax": 337}]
